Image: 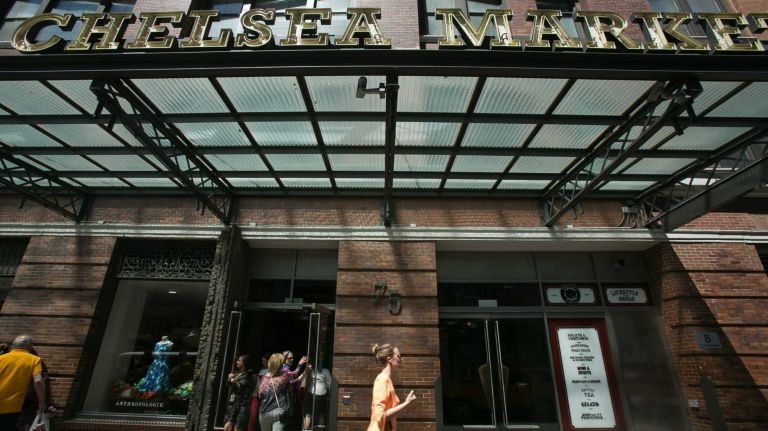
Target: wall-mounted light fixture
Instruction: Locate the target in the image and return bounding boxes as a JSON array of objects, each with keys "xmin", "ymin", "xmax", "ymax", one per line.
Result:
[{"xmin": 356, "ymin": 77, "xmax": 386, "ymax": 99}]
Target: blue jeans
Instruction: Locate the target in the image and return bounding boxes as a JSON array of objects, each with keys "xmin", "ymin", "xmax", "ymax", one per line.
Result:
[{"xmin": 259, "ymin": 408, "xmax": 285, "ymax": 431}]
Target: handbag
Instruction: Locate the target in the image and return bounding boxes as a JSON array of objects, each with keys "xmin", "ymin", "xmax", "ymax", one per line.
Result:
[
  {"xmin": 269, "ymin": 376, "xmax": 293, "ymax": 423},
  {"xmin": 31, "ymin": 412, "xmax": 49, "ymax": 431}
]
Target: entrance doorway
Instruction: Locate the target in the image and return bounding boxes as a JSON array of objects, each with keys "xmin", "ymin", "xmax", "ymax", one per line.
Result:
[
  {"xmin": 438, "ymin": 314, "xmax": 559, "ymax": 431},
  {"xmin": 215, "ymin": 303, "xmax": 335, "ymax": 431}
]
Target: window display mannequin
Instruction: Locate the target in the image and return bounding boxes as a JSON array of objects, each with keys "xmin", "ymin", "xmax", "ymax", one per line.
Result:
[{"xmin": 137, "ymin": 336, "xmax": 174, "ymax": 394}]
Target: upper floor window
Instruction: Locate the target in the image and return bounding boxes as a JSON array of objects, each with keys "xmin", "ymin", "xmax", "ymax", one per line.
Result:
[
  {"xmin": 1, "ymin": 0, "xmax": 136, "ymax": 45},
  {"xmin": 0, "ymin": 0, "xmax": 45, "ymax": 43},
  {"xmin": 421, "ymin": 0, "xmax": 503, "ymax": 38},
  {"xmin": 647, "ymin": 0, "xmax": 725, "ymax": 36},
  {"xmin": 207, "ymin": 0, "xmax": 349, "ymax": 42}
]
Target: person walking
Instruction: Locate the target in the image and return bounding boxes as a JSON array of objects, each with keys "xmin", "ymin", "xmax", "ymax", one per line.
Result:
[
  {"xmin": 0, "ymin": 335, "xmax": 48, "ymax": 430},
  {"xmin": 224, "ymin": 354, "xmax": 256, "ymax": 431},
  {"xmin": 257, "ymin": 353, "xmax": 307, "ymax": 431},
  {"xmin": 367, "ymin": 343, "xmax": 416, "ymax": 431}
]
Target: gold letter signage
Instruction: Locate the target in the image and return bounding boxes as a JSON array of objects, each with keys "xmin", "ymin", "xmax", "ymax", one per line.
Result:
[{"xmin": 11, "ymin": 7, "xmax": 768, "ymax": 53}]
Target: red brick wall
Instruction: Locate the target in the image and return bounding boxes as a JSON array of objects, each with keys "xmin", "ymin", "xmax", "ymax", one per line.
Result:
[
  {"xmin": 334, "ymin": 241, "xmax": 439, "ymax": 431},
  {"xmin": 645, "ymin": 243, "xmax": 768, "ymax": 431},
  {"xmin": 352, "ymin": 0, "xmax": 421, "ymax": 48},
  {"xmin": 0, "ymin": 195, "xmax": 624, "ymax": 227},
  {"xmin": 0, "ymin": 236, "xmax": 118, "ymax": 415}
]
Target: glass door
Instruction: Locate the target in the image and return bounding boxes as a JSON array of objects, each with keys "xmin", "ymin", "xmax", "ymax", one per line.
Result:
[
  {"xmin": 439, "ymin": 315, "xmax": 559, "ymax": 431},
  {"xmin": 215, "ymin": 303, "xmax": 335, "ymax": 430},
  {"xmin": 304, "ymin": 308, "xmax": 334, "ymax": 431}
]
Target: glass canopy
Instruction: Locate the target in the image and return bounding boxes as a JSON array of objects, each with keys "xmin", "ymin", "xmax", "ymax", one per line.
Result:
[{"xmin": 0, "ymin": 75, "xmax": 765, "ymax": 198}]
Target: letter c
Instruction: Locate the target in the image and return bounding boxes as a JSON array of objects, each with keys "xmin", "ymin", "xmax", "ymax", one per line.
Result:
[{"xmin": 12, "ymin": 13, "xmax": 72, "ymax": 52}]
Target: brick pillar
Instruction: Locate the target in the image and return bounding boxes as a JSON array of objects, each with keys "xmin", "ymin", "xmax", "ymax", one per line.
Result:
[
  {"xmin": 645, "ymin": 243, "xmax": 768, "ymax": 431},
  {"xmin": 334, "ymin": 241, "xmax": 439, "ymax": 431},
  {"xmin": 187, "ymin": 226, "xmax": 249, "ymax": 431},
  {"xmin": 0, "ymin": 235, "xmax": 117, "ymax": 415}
]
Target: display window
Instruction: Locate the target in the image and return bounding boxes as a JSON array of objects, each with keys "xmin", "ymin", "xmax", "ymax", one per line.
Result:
[{"xmin": 82, "ymin": 280, "xmax": 208, "ymax": 416}]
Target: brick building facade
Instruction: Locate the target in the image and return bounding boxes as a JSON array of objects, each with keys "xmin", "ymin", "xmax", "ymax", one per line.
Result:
[{"xmin": 0, "ymin": 0, "xmax": 767, "ymax": 431}]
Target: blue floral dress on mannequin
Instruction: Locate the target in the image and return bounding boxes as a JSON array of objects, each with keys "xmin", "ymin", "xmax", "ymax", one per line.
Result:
[{"xmin": 137, "ymin": 336, "xmax": 173, "ymax": 394}]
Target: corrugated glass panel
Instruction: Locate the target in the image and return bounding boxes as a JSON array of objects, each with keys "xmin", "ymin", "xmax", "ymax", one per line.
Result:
[
  {"xmin": 127, "ymin": 178, "xmax": 178, "ymax": 188},
  {"xmin": 708, "ymin": 82, "xmax": 768, "ymax": 117},
  {"xmin": 320, "ymin": 122, "xmax": 384, "ymax": 146},
  {"xmin": 398, "ymin": 76, "xmax": 476, "ymax": 113},
  {"xmin": 246, "ymin": 122, "xmax": 316, "ymax": 146},
  {"xmin": 49, "ymin": 80, "xmax": 99, "ymax": 112},
  {"xmin": 476, "ymin": 78, "xmax": 567, "ymax": 114},
  {"xmin": 510, "ymin": 156, "xmax": 574, "ymax": 173},
  {"xmin": 462, "ymin": 123, "xmax": 535, "ymax": 147},
  {"xmin": 0, "ymin": 81, "xmax": 79, "ymax": 114},
  {"xmin": 26, "ymin": 155, "xmax": 100, "ymax": 171},
  {"xmin": 112, "ymin": 124, "xmax": 143, "ymax": 147},
  {"xmin": 397, "ymin": 122, "xmax": 460, "ymax": 147},
  {"xmin": 267, "ymin": 154, "xmax": 326, "ymax": 171},
  {"xmin": 306, "ymin": 76, "xmax": 385, "ymax": 112},
  {"xmin": 218, "ymin": 77, "xmax": 305, "ymax": 112},
  {"xmin": 554, "ymin": 80, "xmax": 653, "ymax": 115},
  {"xmin": 393, "ymin": 178, "xmax": 441, "ymax": 189},
  {"xmin": 395, "ymin": 154, "xmax": 448, "ymax": 172},
  {"xmin": 281, "ymin": 178, "xmax": 332, "ymax": 188},
  {"xmin": 660, "ymin": 127, "xmax": 751, "ymax": 151},
  {"xmin": 17, "ymin": 156, "xmax": 49, "ymax": 171},
  {"xmin": 600, "ymin": 181, "xmax": 656, "ymax": 191},
  {"xmin": 39, "ymin": 124, "xmax": 124, "ymax": 147},
  {"xmin": 204, "ymin": 154, "xmax": 267, "ymax": 171},
  {"xmin": 631, "ymin": 126, "xmax": 675, "ymax": 150},
  {"xmin": 451, "ymin": 155, "xmax": 512, "ymax": 173},
  {"xmin": 131, "ymin": 78, "xmax": 228, "ymax": 113},
  {"xmin": 444, "ymin": 179, "xmax": 496, "ymax": 189},
  {"xmin": 87, "ymin": 155, "xmax": 155, "ymax": 171},
  {"xmin": 226, "ymin": 178, "xmax": 279, "ymax": 188},
  {"xmin": 530, "ymin": 124, "xmax": 607, "ymax": 149},
  {"xmin": 335, "ymin": 178, "xmax": 385, "ymax": 188},
  {"xmin": 684, "ymin": 81, "xmax": 742, "ymax": 116},
  {"xmin": 175, "ymin": 122, "xmax": 251, "ymax": 147},
  {"xmin": 72, "ymin": 177, "xmax": 131, "ymax": 187},
  {"xmin": 623, "ymin": 158, "xmax": 695, "ymax": 175},
  {"xmin": 606, "ymin": 157, "xmax": 636, "ymax": 174},
  {"xmin": 0, "ymin": 125, "xmax": 62, "ymax": 147},
  {"xmin": 329, "ymin": 154, "xmax": 384, "ymax": 171},
  {"xmin": 497, "ymin": 180, "xmax": 550, "ymax": 190}
]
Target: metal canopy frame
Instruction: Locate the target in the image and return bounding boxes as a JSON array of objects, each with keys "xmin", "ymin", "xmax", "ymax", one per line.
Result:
[
  {"xmin": 0, "ymin": 147, "xmax": 90, "ymax": 221},
  {"xmin": 0, "ymin": 49, "xmax": 766, "ymax": 226},
  {"xmin": 637, "ymin": 129, "xmax": 768, "ymax": 231},
  {"xmin": 90, "ymin": 78, "xmax": 235, "ymax": 224},
  {"xmin": 541, "ymin": 79, "xmax": 702, "ymax": 226}
]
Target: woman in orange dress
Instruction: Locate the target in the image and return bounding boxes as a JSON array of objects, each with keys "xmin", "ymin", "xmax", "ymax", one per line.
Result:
[{"xmin": 367, "ymin": 343, "xmax": 417, "ymax": 431}]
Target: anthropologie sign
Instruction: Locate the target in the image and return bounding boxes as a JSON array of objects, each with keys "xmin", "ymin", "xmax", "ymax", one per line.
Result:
[
  {"xmin": 557, "ymin": 327, "xmax": 616, "ymax": 429},
  {"xmin": 11, "ymin": 7, "xmax": 768, "ymax": 53}
]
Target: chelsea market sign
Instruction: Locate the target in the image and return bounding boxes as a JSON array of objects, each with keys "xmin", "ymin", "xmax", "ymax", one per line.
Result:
[{"xmin": 11, "ymin": 7, "xmax": 768, "ymax": 53}]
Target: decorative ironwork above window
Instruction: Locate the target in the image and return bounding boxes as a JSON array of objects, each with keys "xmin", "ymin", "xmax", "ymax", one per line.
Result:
[
  {"xmin": 117, "ymin": 241, "xmax": 216, "ymax": 280},
  {"xmin": 0, "ymin": 239, "xmax": 28, "ymax": 276}
]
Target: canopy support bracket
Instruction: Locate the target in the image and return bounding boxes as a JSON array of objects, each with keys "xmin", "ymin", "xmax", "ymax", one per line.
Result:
[
  {"xmin": 637, "ymin": 129, "xmax": 768, "ymax": 231},
  {"xmin": 90, "ymin": 79, "xmax": 235, "ymax": 224},
  {"xmin": 0, "ymin": 148, "xmax": 91, "ymax": 222},
  {"xmin": 540, "ymin": 78, "xmax": 702, "ymax": 227}
]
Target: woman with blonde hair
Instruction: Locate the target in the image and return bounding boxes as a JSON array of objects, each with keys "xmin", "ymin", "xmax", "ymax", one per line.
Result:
[
  {"xmin": 367, "ymin": 343, "xmax": 416, "ymax": 431},
  {"xmin": 257, "ymin": 352, "xmax": 307, "ymax": 431}
]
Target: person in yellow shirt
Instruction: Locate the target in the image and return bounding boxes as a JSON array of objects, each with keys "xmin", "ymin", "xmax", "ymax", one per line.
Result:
[
  {"xmin": 0, "ymin": 335, "xmax": 47, "ymax": 429},
  {"xmin": 367, "ymin": 343, "xmax": 416, "ymax": 431}
]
